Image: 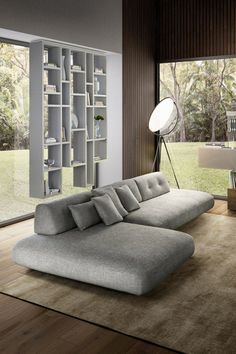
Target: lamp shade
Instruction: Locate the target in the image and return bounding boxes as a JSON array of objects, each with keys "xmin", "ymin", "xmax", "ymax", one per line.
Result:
[{"xmin": 149, "ymin": 97, "xmax": 178, "ymax": 135}]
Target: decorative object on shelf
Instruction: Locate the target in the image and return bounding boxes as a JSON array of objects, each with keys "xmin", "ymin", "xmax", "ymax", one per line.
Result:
[
  {"xmin": 94, "ymin": 156, "xmax": 101, "ymax": 161},
  {"xmin": 71, "ymin": 64, "xmax": 82, "ymax": 71},
  {"xmin": 95, "ymin": 68, "xmax": 104, "ymax": 74},
  {"xmin": 62, "ymin": 127, "xmax": 66, "ymax": 141},
  {"xmin": 62, "ymin": 55, "xmax": 66, "ymax": 80},
  {"xmin": 95, "ymin": 100, "xmax": 104, "ymax": 107},
  {"xmin": 86, "ymin": 92, "xmax": 91, "ymax": 106},
  {"xmin": 45, "ymin": 137, "xmax": 57, "ymax": 144},
  {"xmin": 94, "ymin": 77, "xmax": 100, "ymax": 94},
  {"xmin": 71, "ymin": 112, "xmax": 79, "ymax": 129},
  {"xmin": 44, "ymin": 62, "xmax": 58, "ymax": 68},
  {"xmin": 44, "ymin": 159, "xmax": 55, "ymax": 168},
  {"xmin": 49, "ymin": 188, "xmax": 60, "ymax": 195},
  {"xmin": 43, "ymin": 50, "xmax": 48, "ymax": 64},
  {"xmin": 94, "ymin": 115, "xmax": 104, "ymax": 139},
  {"xmin": 44, "ymin": 84, "xmax": 57, "ymax": 93},
  {"xmin": 44, "ymin": 179, "xmax": 50, "ymax": 195}
]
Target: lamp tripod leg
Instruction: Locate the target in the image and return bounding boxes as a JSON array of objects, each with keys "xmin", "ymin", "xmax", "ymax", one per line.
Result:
[
  {"xmin": 152, "ymin": 135, "xmax": 161, "ymax": 172},
  {"xmin": 162, "ymin": 137, "xmax": 180, "ymax": 189}
]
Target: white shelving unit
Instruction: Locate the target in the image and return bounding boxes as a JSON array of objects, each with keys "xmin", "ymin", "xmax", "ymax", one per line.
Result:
[{"xmin": 30, "ymin": 40, "xmax": 107, "ymax": 198}]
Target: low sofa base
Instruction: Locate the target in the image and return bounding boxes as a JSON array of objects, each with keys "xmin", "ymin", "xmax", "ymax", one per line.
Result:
[{"xmin": 12, "ymin": 222, "xmax": 194, "ymax": 295}]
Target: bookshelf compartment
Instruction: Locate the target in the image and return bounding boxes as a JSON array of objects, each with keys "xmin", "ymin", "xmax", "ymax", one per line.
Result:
[
  {"xmin": 94, "ymin": 140, "xmax": 107, "ymax": 161},
  {"xmin": 30, "ymin": 40, "xmax": 107, "ymax": 198}
]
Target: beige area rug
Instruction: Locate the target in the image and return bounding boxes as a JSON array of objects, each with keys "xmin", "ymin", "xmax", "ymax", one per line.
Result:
[{"xmin": 1, "ymin": 213, "xmax": 236, "ymax": 354}]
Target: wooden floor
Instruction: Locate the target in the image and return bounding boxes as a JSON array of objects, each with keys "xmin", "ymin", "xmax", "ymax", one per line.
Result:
[{"xmin": 0, "ymin": 200, "xmax": 235, "ymax": 354}]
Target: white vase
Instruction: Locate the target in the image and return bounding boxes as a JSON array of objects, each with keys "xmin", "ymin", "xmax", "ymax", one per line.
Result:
[{"xmin": 95, "ymin": 120, "xmax": 102, "ymax": 138}]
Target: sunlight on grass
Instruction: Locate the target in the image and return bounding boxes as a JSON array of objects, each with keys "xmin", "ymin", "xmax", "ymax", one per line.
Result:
[
  {"xmin": 0, "ymin": 150, "xmax": 89, "ymax": 222},
  {"xmin": 161, "ymin": 142, "xmax": 228, "ymax": 196}
]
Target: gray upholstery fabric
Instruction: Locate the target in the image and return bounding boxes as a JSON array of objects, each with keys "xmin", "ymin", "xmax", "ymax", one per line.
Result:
[
  {"xmin": 92, "ymin": 186, "xmax": 128, "ymax": 217},
  {"xmin": 135, "ymin": 172, "xmax": 170, "ymax": 201},
  {"xmin": 12, "ymin": 223, "xmax": 194, "ymax": 295},
  {"xmin": 34, "ymin": 192, "xmax": 92, "ymax": 236},
  {"xmin": 115, "ymin": 185, "xmax": 140, "ymax": 212},
  {"xmin": 92, "ymin": 194, "xmax": 123, "ymax": 225},
  {"xmin": 125, "ymin": 188, "xmax": 214, "ymax": 229},
  {"xmin": 68, "ymin": 201, "xmax": 101, "ymax": 231},
  {"xmin": 101, "ymin": 178, "xmax": 142, "ymax": 202}
]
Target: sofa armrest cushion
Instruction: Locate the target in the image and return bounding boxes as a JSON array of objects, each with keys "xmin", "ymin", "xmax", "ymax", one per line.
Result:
[
  {"xmin": 135, "ymin": 172, "xmax": 170, "ymax": 201},
  {"xmin": 34, "ymin": 192, "xmax": 92, "ymax": 235},
  {"xmin": 68, "ymin": 201, "xmax": 101, "ymax": 231},
  {"xmin": 92, "ymin": 194, "xmax": 123, "ymax": 225},
  {"xmin": 115, "ymin": 185, "xmax": 140, "ymax": 212}
]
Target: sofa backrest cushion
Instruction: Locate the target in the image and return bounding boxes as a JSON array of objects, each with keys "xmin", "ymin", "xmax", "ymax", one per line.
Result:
[
  {"xmin": 134, "ymin": 172, "xmax": 170, "ymax": 201},
  {"xmin": 102, "ymin": 179, "xmax": 142, "ymax": 202},
  {"xmin": 34, "ymin": 191, "xmax": 92, "ymax": 236}
]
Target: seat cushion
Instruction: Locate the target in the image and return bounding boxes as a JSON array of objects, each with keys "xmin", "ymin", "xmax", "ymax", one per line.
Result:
[
  {"xmin": 12, "ymin": 223, "xmax": 194, "ymax": 295},
  {"xmin": 125, "ymin": 189, "xmax": 214, "ymax": 229},
  {"xmin": 134, "ymin": 172, "xmax": 170, "ymax": 201}
]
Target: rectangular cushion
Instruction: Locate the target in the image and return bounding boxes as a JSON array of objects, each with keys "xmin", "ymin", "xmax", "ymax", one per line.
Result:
[
  {"xmin": 134, "ymin": 172, "xmax": 170, "ymax": 201},
  {"xmin": 34, "ymin": 192, "xmax": 92, "ymax": 236},
  {"xmin": 100, "ymin": 178, "xmax": 142, "ymax": 202}
]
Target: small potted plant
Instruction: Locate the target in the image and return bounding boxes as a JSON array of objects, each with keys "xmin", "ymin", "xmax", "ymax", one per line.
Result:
[{"xmin": 94, "ymin": 115, "xmax": 104, "ymax": 138}]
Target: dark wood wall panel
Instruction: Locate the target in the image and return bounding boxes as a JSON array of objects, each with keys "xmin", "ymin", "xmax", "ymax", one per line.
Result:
[
  {"xmin": 159, "ymin": 0, "xmax": 236, "ymax": 62},
  {"xmin": 123, "ymin": 0, "xmax": 157, "ymax": 179}
]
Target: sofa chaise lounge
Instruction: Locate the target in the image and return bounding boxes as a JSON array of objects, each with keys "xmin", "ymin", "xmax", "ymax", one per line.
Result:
[{"xmin": 12, "ymin": 172, "xmax": 214, "ymax": 295}]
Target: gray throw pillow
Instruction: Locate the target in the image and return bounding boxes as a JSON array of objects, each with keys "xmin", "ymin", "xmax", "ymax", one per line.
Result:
[
  {"xmin": 92, "ymin": 194, "xmax": 123, "ymax": 225},
  {"xmin": 92, "ymin": 186, "xmax": 128, "ymax": 217},
  {"xmin": 115, "ymin": 185, "xmax": 140, "ymax": 212},
  {"xmin": 68, "ymin": 201, "xmax": 101, "ymax": 231}
]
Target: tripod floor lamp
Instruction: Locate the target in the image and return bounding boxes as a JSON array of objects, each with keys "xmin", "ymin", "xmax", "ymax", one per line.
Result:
[{"xmin": 148, "ymin": 97, "xmax": 180, "ymax": 189}]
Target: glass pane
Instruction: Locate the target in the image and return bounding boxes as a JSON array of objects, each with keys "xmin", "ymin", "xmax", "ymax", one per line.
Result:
[{"xmin": 159, "ymin": 59, "xmax": 235, "ymax": 196}]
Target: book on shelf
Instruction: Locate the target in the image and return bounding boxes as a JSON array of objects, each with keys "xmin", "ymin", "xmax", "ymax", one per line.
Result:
[
  {"xmin": 44, "ymin": 84, "xmax": 57, "ymax": 93},
  {"xmin": 95, "ymin": 101, "xmax": 104, "ymax": 107},
  {"xmin": 71, "ymin": 65, "xmax": 82, "ymax": 71},
  {"xmin": 44, "ymin": 62, "xmax": 58, "ymax": 68},
  {"xmin": 86, "ymin": 92, "xmax": 91, "ymax": 106},
  {"xmin": 94, "ymin": 68, "xmax": 104, "ymax": 74}
]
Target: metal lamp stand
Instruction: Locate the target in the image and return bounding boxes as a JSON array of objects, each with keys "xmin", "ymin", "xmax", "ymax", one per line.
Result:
[{"xmin": 152, "ymin": 133, "xmax": 180, "ymax": 189}]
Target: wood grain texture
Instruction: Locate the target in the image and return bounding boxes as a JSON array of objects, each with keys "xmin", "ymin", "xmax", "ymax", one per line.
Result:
[
  {"xmin": 158, "ymin": 0, "xmax": 236, "ymax": 62},
  {"xmin": 123, "ymin": 0, "xmax": 157, "ymax": 178}
]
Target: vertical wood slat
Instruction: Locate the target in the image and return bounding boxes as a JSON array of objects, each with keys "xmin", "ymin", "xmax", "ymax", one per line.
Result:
[
  {"xmin": 158, "ymin": 0, "xmax": 236, "ymax": 62},
  {"xmin": 123, "ymin": 0, "xmax": 157, "ymax": 179}
]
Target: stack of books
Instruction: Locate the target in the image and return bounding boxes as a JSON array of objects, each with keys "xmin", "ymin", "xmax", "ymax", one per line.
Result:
[
  {"xmin": 44, "ymin": 62, "xmax": 58, "ymax": 68},
  {"xmin": 71, "ymin": 65, "xmax": 82, "ymax": 71}
]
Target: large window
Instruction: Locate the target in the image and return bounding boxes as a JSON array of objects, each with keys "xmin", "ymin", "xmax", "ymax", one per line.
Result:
[
  {"xmin": 160, "ymin": 59, "xmax": 236, "ymax": 196},
  {"xmin": 0, "ymin": 42, "xmax": 86, "ymax": 224}
]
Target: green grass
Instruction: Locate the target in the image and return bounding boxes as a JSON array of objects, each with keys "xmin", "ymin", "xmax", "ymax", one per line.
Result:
[
  {"xmin": 0, "ymin": 143, "xmax": 229, "ymax": 222},
  {"xmin": 0, "ymin": 150, "xmax": 89, "ymax": 222},
  {"xmin": 161, "ymin": 142, "xmax": 228, "ymax": 195}
]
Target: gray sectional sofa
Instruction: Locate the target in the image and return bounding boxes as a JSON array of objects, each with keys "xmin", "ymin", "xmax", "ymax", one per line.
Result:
[{"xmin": 12, "ymin": 172, "xmax": 214, "ymax": 295}]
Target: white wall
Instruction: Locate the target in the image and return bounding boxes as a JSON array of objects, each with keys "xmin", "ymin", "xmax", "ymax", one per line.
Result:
[
  {"xmin": 98, "ymin": 54, "xmax": 122, "ymax": 186},
  {"xmin": 0, "ymin": 0, "xmax": 122, "ymax": 53}
]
